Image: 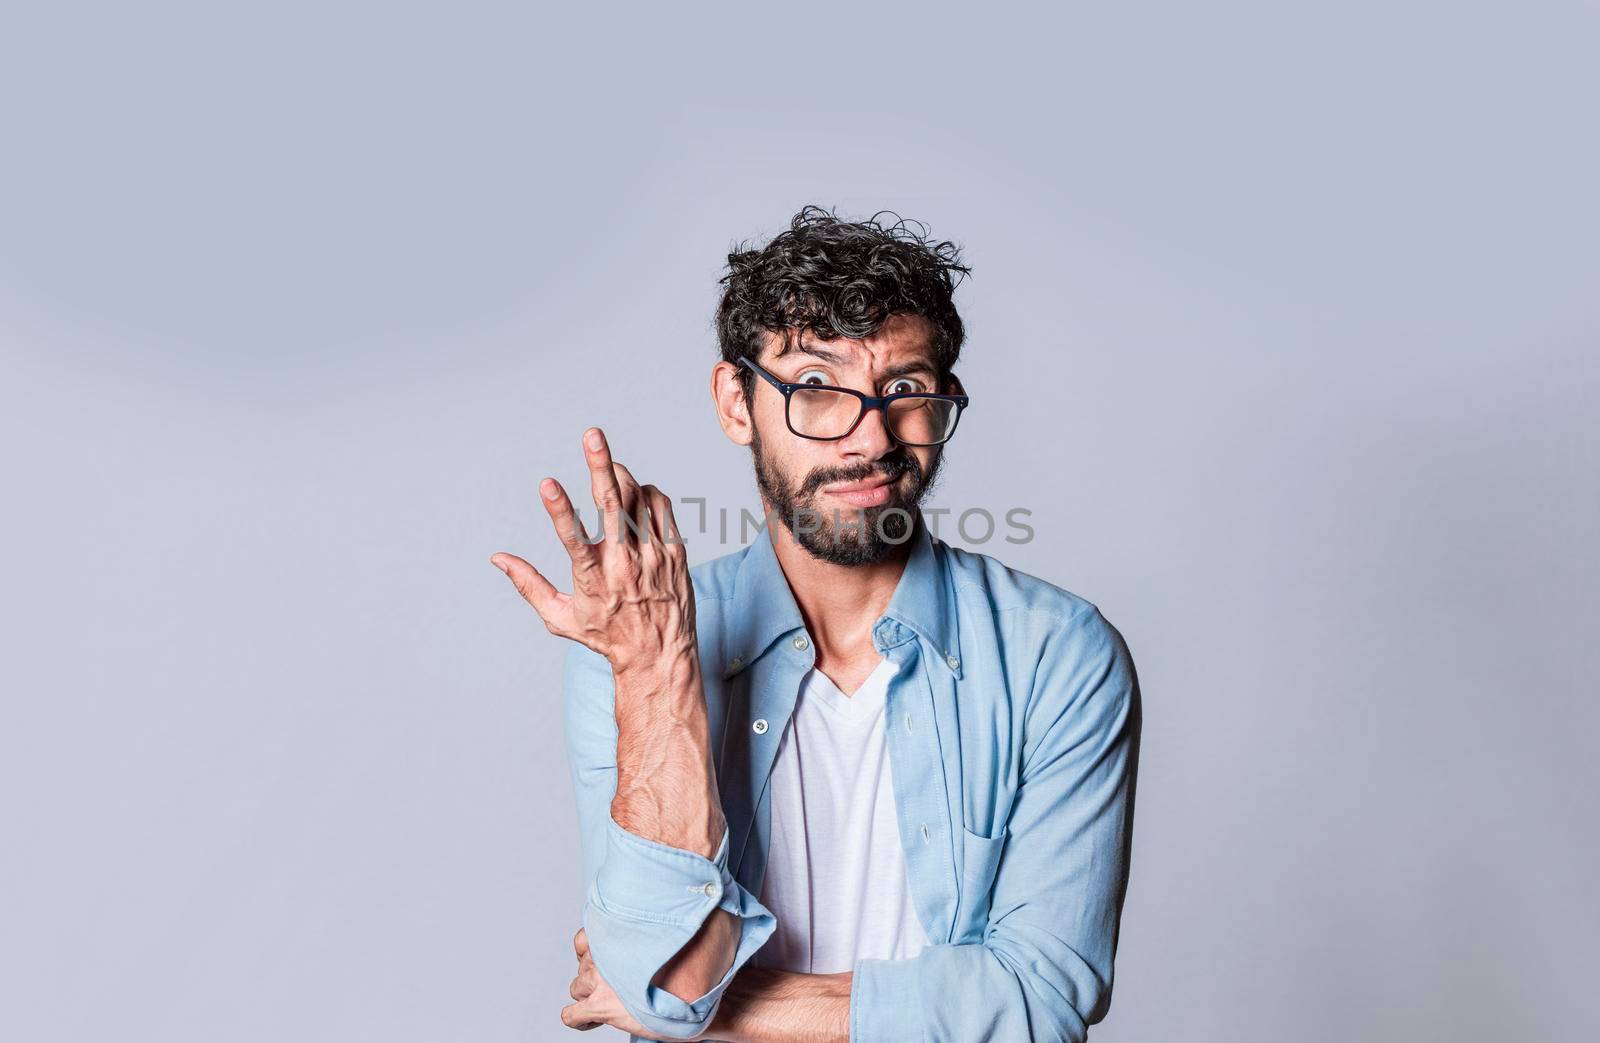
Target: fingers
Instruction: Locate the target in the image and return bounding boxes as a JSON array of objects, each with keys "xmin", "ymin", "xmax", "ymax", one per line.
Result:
[
  {"xmin": 583, "ymin": 428, "xmax": 627, "ymax": 545},
  {"xmin": 577, "ymin": 429, "xmax": 670, "ymax": 548},
  {"xmin": 611, "ymin": 461, "xmax": 652, "ymax": 547},
  {"xmin": 538, "ymin": 478, "xmax": 599, "ymax": 573},
  {"xmin": 568, "ymin": 952, "xmax": 597, "ymax": 1000},
  {"xmin": 556, "ymin": 427, "xmax": 683, "ymax": 574},
  {"xmin": 568, "ymin": 932, "xmax": 595, "ymax": 1001},
  {"xmin": 559, "ymin": 924, "xmax": 613, "ymax": 1032},
  {"xmin": 560, "ymin": 1000, "xmax": 601, "ymax": 1031},
  {"xmin": 489, "ymin": 553, "xmax": 574, "ymax": 636},
  {"xmin": 640, "ymin": 484, "xmax": 685, "ymax": 551},
  {"xmin": 583, "ymin": 431, "xmax": 655, "ymax": 557}
]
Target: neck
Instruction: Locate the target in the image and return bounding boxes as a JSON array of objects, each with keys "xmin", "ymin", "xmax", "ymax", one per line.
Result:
[{"xmin": 763, "ymin": 507, "xmax": 915, "ymax": 666}]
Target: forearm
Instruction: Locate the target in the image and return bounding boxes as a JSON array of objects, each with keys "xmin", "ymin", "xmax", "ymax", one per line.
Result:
[
  {"xmin": 704, "ymin": 968, "xmax": 852, "ymax": 1043},
  {"xmin": 611, "ymin": 645, "xmax": 725, "ymax": 854},
  {"xmin": 610, "ymin": 645, "xmax": 736, "ymax": 1004}
]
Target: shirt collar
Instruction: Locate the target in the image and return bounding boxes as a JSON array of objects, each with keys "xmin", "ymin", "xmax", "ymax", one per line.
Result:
[
  {"xmin": 722, "ymin": 510, "xmax": 962, "ymax": 680},
  {"xmin": 721, "ymin": 519, "xmax": 806, "ymax": 677}
]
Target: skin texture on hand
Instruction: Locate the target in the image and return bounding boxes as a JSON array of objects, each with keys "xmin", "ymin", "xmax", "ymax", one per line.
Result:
[
  {"xmin": 491, "ymin": 427, "xmax": 739, "ymax": 1023},
  {"xmin": 562, "ymin": 926, "xmax": 657, "ymax": 1036},
  {"xmin": 490, "ymin": 426, "xmax": 698, "ymax": 674}
]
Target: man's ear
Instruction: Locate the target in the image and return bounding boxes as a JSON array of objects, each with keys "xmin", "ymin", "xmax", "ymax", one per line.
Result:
[
  {"xmin": 711, "ymin": 360, "xmax": 755, "ymax": 446},
  {"xmin": 945, "ymin": 370, "xmax": 967, "ymax": 397}
]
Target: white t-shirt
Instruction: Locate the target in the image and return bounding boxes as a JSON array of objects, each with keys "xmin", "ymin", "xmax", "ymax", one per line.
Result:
[{"xmin": 751, "ymin": 656, "xmax": 929, "ymax": 974}]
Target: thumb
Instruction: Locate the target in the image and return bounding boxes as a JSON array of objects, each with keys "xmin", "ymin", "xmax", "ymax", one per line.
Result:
[{"xmin": 490, "ymin": 553, "xmax": 572, "ymax": 635}]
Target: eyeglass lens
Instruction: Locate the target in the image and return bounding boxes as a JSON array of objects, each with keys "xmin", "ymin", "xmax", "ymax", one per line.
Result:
[{"xmin": 788, "ymin": 387, "xmax": 959, "ymax": 444}]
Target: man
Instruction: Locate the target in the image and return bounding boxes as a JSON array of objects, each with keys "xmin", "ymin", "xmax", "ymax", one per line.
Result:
[{"xmin": 491, "ymin": 206, "xmax": 1141, "ymax": 1041}]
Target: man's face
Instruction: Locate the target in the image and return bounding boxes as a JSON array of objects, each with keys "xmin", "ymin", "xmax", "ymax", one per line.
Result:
[{"xmin": 745, "ymin": 313, "xmax": 948, "ymax": 566}]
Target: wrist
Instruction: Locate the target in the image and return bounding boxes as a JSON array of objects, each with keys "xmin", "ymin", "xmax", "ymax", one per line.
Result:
[
  {"xmin": 610, "ymin": 639, "xmax": 699, "ymax": 688},
  {"xmin": 612, "ymin": 643, "xmax": 708, "ymax": 737},
  {"xmin": 610, "ymin": 780, "xmax": 727, "ymax": 861}
]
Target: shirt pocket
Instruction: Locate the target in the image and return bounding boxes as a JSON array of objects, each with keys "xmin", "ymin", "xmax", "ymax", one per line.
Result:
[{"xmin": 951, "ymin": 824, "xmax": 1007, "ymax": 944}]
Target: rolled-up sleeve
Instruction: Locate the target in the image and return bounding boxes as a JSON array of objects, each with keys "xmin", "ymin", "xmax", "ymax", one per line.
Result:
[
  {"xmin": 563, "ymin": 642, "xmax": 777, "ymax": 1040},
  {"xmin": 850, "ymin": 606, "xmax": 1141, "ymax": 1042}
]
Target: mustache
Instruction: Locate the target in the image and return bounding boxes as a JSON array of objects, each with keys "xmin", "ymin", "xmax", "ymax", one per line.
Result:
[{"xmin": 798, "ymin": 453, "xmax": 919, "ymax": 498}]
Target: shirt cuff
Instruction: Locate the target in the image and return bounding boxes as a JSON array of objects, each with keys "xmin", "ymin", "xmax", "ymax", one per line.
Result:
[
  {"xmin": 850, "ymin": 955, "xmax": 922, "ymax": 1042},
  {"xmin": 583, "ymin": 811, "xmax": 776, "ymax": 1040}
]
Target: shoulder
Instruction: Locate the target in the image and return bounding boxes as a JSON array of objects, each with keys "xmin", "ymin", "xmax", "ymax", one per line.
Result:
[
  {"xmin": 941, "ymin": 538, "xmax": 1115, "ymax": 640},
  {"xmin": 940, "ymin": 539, "xmax": 1136, "ymax": 733}
]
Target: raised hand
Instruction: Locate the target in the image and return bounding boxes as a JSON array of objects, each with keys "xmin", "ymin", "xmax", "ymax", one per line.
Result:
[
  {"xmin": 490, "ymin": 427, "xmax": 696, "ymax": 676},
  {"xmin": 498, "ymin": 428, "xmax": 733, "ymax": 1024}
]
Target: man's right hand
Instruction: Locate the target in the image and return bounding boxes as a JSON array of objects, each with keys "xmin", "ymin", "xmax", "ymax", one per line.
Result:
[
  {"xmin": 491, "ymin": 424, "xmax": 726, "ymax": 863},
  {"xmin": 490, "ymin": 426, "xmax": 698, "ymax": 679},
  {"xmin": 495, "ymin": 426, "xmax": 738, "ymax": 1014}
]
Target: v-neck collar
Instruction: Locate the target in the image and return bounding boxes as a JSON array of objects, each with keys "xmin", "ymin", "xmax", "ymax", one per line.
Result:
[{"xmin": 801, "ymin": 656, "xmax": 898, "ymax": 722}]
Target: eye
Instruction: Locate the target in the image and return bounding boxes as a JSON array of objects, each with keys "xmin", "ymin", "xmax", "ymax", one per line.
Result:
[
  {"xmin": 886, "ymin": 377, "xmax": 925, "ymax": 394},
  {"xmin": 795, "ymin": 368, "xmax": 832, "ymax": 386}
]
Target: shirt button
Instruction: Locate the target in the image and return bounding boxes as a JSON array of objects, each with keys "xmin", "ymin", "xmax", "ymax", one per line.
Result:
[
  {"xmin": 752, "ymin": 718, "xmax": 769, "ymax": 735},
  {"xmin": 728, "ymin": 656, "xmax": 743, "ymax": 671},
  {"xmin": 920, "ymin": 823, "xmax": 930, "ymax": 842},
  {"xmin": 703, "ymin": 881, "xmax": 721, "ymax": 899},
  {"xmin": 793, "ymin": 635, "xmax": 810, "ymax": 651},
  {"xmin": 905, "ymin": 713, "xmax": 913, "ymax": 732},
  {"xmin": 945, "ymin": 653, "xmax": 960, "ymax": 670}
]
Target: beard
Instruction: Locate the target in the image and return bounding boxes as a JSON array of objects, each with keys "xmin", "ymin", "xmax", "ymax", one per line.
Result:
[{"xmin": 750, "ymin": 425, "xmax": 944, "ymax": 566}]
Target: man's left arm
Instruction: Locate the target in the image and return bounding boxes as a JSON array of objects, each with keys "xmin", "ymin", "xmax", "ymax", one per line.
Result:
[{"xmin": 574, "ymin": 605, "xmax": 1140, "ymax": 1043}]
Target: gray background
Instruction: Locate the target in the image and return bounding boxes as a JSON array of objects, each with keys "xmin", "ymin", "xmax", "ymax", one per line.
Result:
[{"xmin": 2, "ymin": 3, "xmax": 1595, "ymax": 1041}]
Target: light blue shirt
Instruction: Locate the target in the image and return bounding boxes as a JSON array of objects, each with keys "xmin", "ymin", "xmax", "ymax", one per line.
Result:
[{"xmin": 563, "ymin": 515, "xmax": 1141, "ymax": 1041}]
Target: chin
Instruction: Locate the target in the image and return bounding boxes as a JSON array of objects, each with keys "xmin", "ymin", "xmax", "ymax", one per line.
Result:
[{"xmin": 793, "ymin": 502, "xmax": 917, "ymax": 566}]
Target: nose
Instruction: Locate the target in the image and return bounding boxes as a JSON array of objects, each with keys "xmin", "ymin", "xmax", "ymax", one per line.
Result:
[{"xmin": 837, "ymin": 400, "xmax": 897, "ymax": 460}]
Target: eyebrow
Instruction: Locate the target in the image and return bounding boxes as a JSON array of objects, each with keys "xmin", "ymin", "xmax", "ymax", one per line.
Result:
[
  {"xmin": 772, "ymin": 339, "xmax": 938, "ymax": 381},
  {"xmin": 772, "ymin": 339, "xmax": 851, "ymax": 364}
]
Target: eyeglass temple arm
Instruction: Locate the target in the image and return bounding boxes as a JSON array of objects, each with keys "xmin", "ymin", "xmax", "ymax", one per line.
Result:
[{"xmin": 738, "ymin": 356, "xmax": 785, "ymax": 390}]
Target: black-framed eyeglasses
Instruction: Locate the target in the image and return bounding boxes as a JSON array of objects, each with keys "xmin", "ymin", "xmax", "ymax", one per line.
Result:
[{"xmin": 739, "ymin": 356, "xmax": 969, "ymax": 446}]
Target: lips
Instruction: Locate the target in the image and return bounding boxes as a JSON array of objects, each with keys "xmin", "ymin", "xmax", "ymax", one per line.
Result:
[{"xmin": 822, "ymin": 475, "xmax": 896, "ymax": 507}]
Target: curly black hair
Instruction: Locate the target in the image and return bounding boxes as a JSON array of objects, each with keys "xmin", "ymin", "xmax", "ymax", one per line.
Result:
[{"xmin": 716, "ymin": 205, "xmax": 971, "ymax": 399}]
